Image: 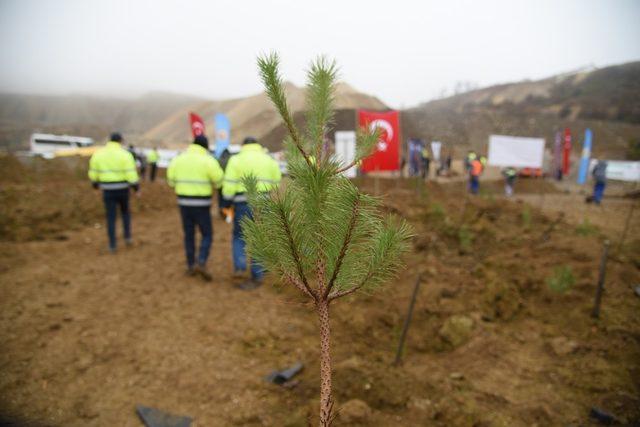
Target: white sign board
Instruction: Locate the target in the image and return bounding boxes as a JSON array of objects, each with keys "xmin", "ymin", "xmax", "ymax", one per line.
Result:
[
  {"xmin": 488, "ymin": 135, "xmax": 545, "ymax": 168},
  {"xmin": 335, "ymin": 131, "xmax": 357, "ymax": 178},
  {"xmin": 604, "ymin": 160, "xmax": 640, "ymax": 182},
  {"xmin": 431, "ymin": 141, "xmax": 442, "ymax": 162}
]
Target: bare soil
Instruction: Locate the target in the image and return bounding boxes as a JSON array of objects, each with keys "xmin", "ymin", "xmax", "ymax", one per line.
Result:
[{"xmin": 1, "ymin": 156, "xmax": 639, "ymax": 426}]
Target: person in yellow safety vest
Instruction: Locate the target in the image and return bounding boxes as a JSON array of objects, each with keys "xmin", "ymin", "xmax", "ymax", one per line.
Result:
[
  {"xmin": 146, "ymin": 147, "xmax": 159, "ymax": 182},
  {"xmin": 167, "ymin": 135, "xmax": 224, "ymax": 281},
  {"xmin": 465, "ymin": 151, "xmax": 477, "ymax": 171},
  {"xmin": 421, "ymin": 147, "xmax": 431, "ymax": 179},
  {"xmin": 502, "ymin": 166, "xmax": 517, "ymax": 197},
  {"xmin": 88, "ymin": 132, "xmax": 140, "ymax": 253},
  {"xmin": 221, "ymin": 136, "xmax": 282, "ymax": 290}
]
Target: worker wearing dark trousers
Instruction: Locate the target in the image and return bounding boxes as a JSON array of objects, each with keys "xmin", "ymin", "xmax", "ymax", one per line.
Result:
[
  {"xmin": 147, "ymin": 148, "xmax": 159, "ymax": 182},
  {"xmin": 167, "ymin": 135, "xmax": 224, "ymax": 281},
  {"xmin": 421, "ymin": 147, "xmax": 431, "ymax": 179},
  {"xmin": 179, "ymin": 205, "xmax": 213, "ymax": 272},
  {"xmin": 89, "ymin": 132, "xmax": 139, "ymax": 253},
  {"xmin": 591, "ymin": 160, "xmax": 608, "ymax": 205},
  {"xmin": 222, "ymin": 137, "xmax": 282, "ymax": 290},
  {"xmin": 469, "ymin": 158, "xmax": 483, "ymax": 195},
  {"xmin": 103, "ymin": 188, "xmax": 132, "ymax": 250}
]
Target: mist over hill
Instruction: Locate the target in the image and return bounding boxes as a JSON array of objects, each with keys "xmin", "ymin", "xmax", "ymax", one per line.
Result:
[
  {"xmin": 0, "ymin": 83, "xmax": 386, "ymax": 150},
  {"xmin": 403, "ymin": 61, "xmax": 640, "ymax": 159},
  {"xmin": 0, "ymin": 61, "xmax": 638, "ymax": 158}
]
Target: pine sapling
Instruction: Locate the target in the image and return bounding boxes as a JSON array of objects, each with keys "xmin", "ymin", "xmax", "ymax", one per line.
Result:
[{"xmin": 242, "ymin": 53, "xmax": 412, "ymax": 426}]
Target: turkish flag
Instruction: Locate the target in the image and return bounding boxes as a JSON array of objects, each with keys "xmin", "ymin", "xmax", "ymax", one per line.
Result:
[
  {"xmin": 562, "ymin": 127, "xmax": 571, "ymax": 175},
  {"xmin": 358, "ymin": 110, "xmax": 400, "ymax": 172},
  {"xmin": 189, "ymin": 112, "xmax": 206, "ymax": 138}
]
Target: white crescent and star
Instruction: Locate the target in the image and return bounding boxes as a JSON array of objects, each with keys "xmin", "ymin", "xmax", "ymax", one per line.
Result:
[{"xmin": 369, "ymin": 119, "xmax": 393, "ymax": 152}]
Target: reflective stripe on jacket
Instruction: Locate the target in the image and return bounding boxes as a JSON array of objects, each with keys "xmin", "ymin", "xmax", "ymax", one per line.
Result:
[
  {"xmin": 503, "ymin": 168, "xmax": 517, "ymax": 178},
  {"xmin": 167, "ymin": 144, "xmax": 224, "ymax": 206},
  {"xmin": 88, "ymin": 141, "xmax": 139, "ymax": 189},
  {"xmin": 222, "ymin": 143, "xmax": 281, "ymax": 202}
]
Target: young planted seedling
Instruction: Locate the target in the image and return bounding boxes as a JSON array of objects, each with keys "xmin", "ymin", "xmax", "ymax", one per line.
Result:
[{"xmin": 241, "ymin": 53, "xmax": 411, "ymax": 426}]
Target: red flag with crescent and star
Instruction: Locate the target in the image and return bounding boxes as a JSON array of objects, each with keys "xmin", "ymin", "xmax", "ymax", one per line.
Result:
[
  {"xmin": 358, "ymin": 110, "xmax": 400, "ymax": 172},
  {"xmin": 189, "ymin": 112, "xmax": 206, "ymax": 138}
]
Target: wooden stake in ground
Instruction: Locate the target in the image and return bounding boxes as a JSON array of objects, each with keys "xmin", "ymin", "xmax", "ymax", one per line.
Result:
[
  {"xmin": 591, "ymin": 240, "xmax": 610, "ymax": 319},
  {"xmin": 394, "ymin": 274, "xmax": 422, "ymax": 366},
  {"xmin": 246, "ymin": 53, "xmax": 411, "ymax": 426},
  {"xmin": 538, "ymin": 175, "xmax": 546, "ymax": 210},
  {"xmin": 617, "ymin": 200, "xmax": 637, "ymax": 253}
]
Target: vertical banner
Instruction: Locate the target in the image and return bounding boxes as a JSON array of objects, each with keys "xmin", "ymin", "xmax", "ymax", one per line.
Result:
[
  {"xmin": 358, "ymin": 110, "xmax": 400, "ymax": 172},
  {"xmin": 214, "ymin": 113, "xmax": 231, "ymax": 158},
  {"xmin": 189, "ymin": 112, "xmax": 206, "ymax": 138},
  {"xmin": 562, "ymin": 127, "xmax": 571, "ymax": 176},
  {"xmin": 554, "ymin": 131, "xmax": 562, "ymax": 180},
  {"xmin": 577, "ymin": 128, "xmax": 592, "ymax": 185},
  {"xmin": 334, "ymin": 131, "xmax": 357, "ymax": 178},
  {"xmin": 431, "ymin": 141, "xmax": 442, "ymax": 162}
]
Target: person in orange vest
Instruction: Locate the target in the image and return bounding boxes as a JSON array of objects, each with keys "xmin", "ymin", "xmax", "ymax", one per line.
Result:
[{"xmin": 469, "ymin": 157, "xmax": 483, "ymax": 195}]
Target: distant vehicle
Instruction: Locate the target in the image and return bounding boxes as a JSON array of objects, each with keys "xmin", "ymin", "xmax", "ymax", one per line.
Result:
[
  {"xmin": 519, "ymin": 167, "xmax": 544, "ymax": 178},
  {"xmin": 30, "ymin": 133, "xmax": 94, "ymax": 158}
]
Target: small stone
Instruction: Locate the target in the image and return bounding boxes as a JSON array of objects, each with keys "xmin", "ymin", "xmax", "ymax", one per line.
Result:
[
  {"xmin": 449, "ymin": 372, "xmax": 465, "ymax": 380},
  {"xmin": 335, "ymin": 356, "xmax": 363, "ymax": 370},
  {"xmin": 439, "ymin": 315, "xmax": 474, "ymax": 348},
  {"xmin": 549, "ymin": 337, "xmax": 579, "ymax": 356},
  {"xmin": 339, "ymin": 399, "xmax": 372, "ymax": 424},
  {"xmin": 408, "ymin": 397, "xmax": 433, "ymax": 412}
]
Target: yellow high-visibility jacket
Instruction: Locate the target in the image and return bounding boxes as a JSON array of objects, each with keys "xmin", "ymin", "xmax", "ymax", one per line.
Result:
[
  {"xmin": 88, "ymin": 141, "xmax": 139, "ymax": 190},
  {"xmin": 167, "ymin": 144, "xmax": 224, "ymax": 206},
  {"xmin": 147, "ymin": 149, "xmax": 159, "ymax": 164},
  {"xmin": 222, "ymin": 143, "xmax": 281, "ymax": 203}
]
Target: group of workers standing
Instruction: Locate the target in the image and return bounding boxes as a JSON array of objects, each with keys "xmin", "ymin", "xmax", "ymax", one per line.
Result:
[
  {"xmin": 88, "ymin": 132, "xmax": 281, "ymax": 290},
  {"xmin": 403, "ymin": 145, "xmax": 452, "ymax": 179},
  {"xmin": 466, "ymin": 151, "xmax": 517, "ymax": 197},
  {"xmin": 465, "ymin": 150, "xmax": 608, "ymax": 203}
]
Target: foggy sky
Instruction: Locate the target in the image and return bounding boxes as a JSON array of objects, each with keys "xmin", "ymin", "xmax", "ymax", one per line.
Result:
[{"xmin": 0, "ymin": 0, "xmax": 639, "ymax": 108}]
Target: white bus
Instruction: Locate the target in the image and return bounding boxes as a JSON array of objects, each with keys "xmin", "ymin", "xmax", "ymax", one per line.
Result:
[{"xmin": 30, "ymin": 133, "xmax": 95, "ymax": 158}]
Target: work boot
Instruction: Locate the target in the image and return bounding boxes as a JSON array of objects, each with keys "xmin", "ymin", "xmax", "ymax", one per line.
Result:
[
  {"xmin": 194, "ymin": 264, "xmax": 212, "ymax": 282},
  {"xmin": 185, "ymin": 266, "xmax": 196, "ymax": 277},
  {"xmin": 237, "ymin": 279, "xmax": 262, "ymax": 291}
]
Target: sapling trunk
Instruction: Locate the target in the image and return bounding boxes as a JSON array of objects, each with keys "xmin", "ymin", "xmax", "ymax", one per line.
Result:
[
  {"xmin": 317, "ymin": 300, "xmax": 333, "ymax": 426},
  {"xmin": 244, "ymin": 53, "xmax": 412, "ymax": 426}
]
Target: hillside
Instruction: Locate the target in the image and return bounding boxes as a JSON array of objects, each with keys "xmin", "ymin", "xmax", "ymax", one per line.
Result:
[
  {"xmin": 1, "ymin": 61, "xmax": 638, "ymax": 157},
  {"xmin": 142, "ymin": 82, "xmax": 387, "ymax": 148},
  {"xmin": 0, "ymin": 92, "xmax": 203, "ymax": 149},
  {"xmin": 403, "ymin": 61, "xmax": 640, "ymax": 159},
  {"xmin": 0, "ymin": 83, "xmax": 386, "ymax": 150}
]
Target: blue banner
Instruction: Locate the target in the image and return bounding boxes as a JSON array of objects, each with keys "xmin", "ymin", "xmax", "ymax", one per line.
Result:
[
  {"xmin": 577, "ymin": 128, "xmax": 592, "ymax": 185},
  {"xmin": 214, "ymin": 113, "xmax": 231, "ymax": 158}
]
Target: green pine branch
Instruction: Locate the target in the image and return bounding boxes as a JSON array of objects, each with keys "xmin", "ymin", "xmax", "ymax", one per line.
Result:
[{"xmin": 246, "ymin": 53, "xmax": 412, "ymax": 426}]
